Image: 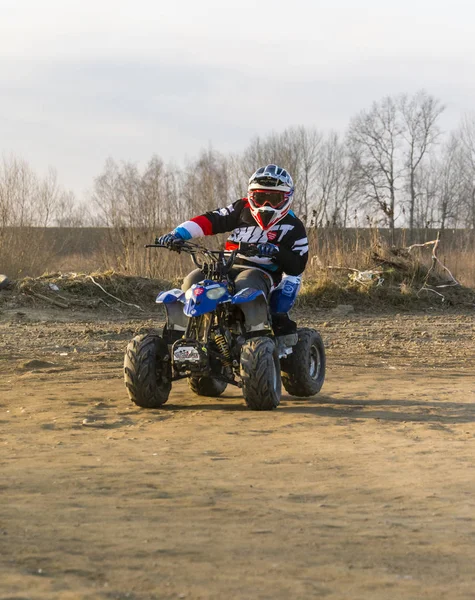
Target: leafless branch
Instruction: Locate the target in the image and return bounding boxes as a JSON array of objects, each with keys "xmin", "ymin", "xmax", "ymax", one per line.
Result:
[
  {"xmin": 406, "ymin": 231, "xmax": 460, "ymax": 299},
  {"xmin": 86, "ymin": 276, "xmax": 144, "ymax": 311}
]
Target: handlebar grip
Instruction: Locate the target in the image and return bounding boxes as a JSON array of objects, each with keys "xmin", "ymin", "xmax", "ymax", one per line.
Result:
[
  {"xmin": 147, "ymin": 239, "xmax": 186, "ymax": 249},
  {"xmin": 238, "ymin": 241, "xmax": 260, "ymax": 256}
]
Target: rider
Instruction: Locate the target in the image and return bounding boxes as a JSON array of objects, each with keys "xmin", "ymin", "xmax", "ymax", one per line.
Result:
[{"xmin": 156, "ymin": 164, "xmax": 309, "ymax": 335}]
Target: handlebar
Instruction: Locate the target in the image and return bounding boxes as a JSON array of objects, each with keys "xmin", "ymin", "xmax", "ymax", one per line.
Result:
[
  {"xmin": 145, "ymin": 240, "xmax": 261, "ymax": 257},
  {"xmin": 145, "ymin": 240, "xmax": 262, "ymax": 273}
]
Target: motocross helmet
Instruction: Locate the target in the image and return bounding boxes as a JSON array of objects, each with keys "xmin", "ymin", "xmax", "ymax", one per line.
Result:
[{"xmin": 247, "ymin": 164, "xmax": 294, "ymax": 230}]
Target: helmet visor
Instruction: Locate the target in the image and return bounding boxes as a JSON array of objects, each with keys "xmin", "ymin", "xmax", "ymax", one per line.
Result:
[{"xmin": 249, "ymin": 190, "xmax": 287, "ymax": 208}]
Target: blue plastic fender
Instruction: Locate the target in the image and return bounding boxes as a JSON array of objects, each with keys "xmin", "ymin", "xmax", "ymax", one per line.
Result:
[
  {"xmin": 183, "ymin": 282, "xmax": 231, "ymax": 317},
  {"xmin": 156, "ymin": 289, "xmax": 185, "ymax": 304},
  {"xmin": 231, "ymin": 287, "xmax": 267, "ymax": 305}
]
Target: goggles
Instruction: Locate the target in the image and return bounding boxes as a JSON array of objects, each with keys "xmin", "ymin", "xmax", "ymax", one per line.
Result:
[{"xmin": 249, "ymin": 190, "xmax": 287, "ymax": 209}]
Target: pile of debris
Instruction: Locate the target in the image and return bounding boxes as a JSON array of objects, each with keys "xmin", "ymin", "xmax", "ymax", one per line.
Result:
[
  {"xmin": 301, "ymin": 235, "xmax": 475, "ymax": 309},
  {"xmin": 0, "ymin": 271, "xmax": 171, "ymax": 313}
]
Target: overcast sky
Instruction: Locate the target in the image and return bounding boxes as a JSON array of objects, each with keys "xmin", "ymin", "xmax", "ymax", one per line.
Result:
[{"xmin": 1, "ymin": 0, "xmax": 474, "ymax": 196}]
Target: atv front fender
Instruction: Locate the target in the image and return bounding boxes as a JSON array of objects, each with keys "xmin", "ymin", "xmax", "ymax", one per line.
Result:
[
  {"xmin": 156, "ymin": 289, "xmax": 188, "ymax": 331},
  {"xmin": 156, "ymin": 289, "xmax": 185, "ymax": 304}
]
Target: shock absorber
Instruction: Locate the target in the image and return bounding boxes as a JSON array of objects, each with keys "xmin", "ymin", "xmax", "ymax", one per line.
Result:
[{"xmin": 214, "ymin": 332, "xmax": 231, "ymax": 366}]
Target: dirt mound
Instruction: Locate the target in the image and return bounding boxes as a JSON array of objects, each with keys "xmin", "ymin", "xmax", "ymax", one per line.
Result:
[
  {"xmin": 1, "ymin": 245, "xmax": 474, "ymax": 316},
  {"xmin": 0, "ymin": 271, "xmax": 171, "ymax": 313}
]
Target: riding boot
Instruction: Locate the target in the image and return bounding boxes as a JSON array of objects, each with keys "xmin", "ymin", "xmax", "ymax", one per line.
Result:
[{"xmin": 271, "ymin": 313, "xmax": 297, "ymax": 336}]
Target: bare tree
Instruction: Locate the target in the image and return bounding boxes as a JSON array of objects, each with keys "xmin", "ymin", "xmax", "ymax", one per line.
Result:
[
  {"xmin": 292, "ymin": 127, "xmax": 322, "ymax": 222},
  {"xmin": 181, "ymin": 148, "xmax": 231, "ymax": 216},
  {"xmin": 239, "ymin": 126, "xmax": 322, "ymax": 222},
  {"xmin": 240, "ymin": 130, "xmax": 301, "ymax": 185},
  {"xmin": 412, "ymin": 159, "xmax": 439, "ymax": 228},
  {"xmin": 227, "ymin": 152, "xmax": 248, "ymax": 200},
  {"xmin": 92, "ymin": 158, "xmax": 123, "ymax": 227},
  {"xmin": 37, "ymin": 167, "xmax": 61, "ymax": 227},
  {"xmin": 312, "ymin": 132, "xmax": 358, "ymax": 227},
  {"xmin": 458, "ymin": 113, "xmax": 475, "ymax": 228},
  {"xmin": 0, "ymin": 156, "xmax": 38, "ymax": 227},
  {"xmin": 399, "ymin": 91, "xmax": 445, "ymax": 230},
  {"xmin": 348, "ymin": 96, "xmax": 404, "ymax": 231},
  {"xmin": 436, "ymin": 135, "xmax": 465, "ymax": 229},
  {"xmin": 55, "ymin": 191, "xmax": 86, "ymax": 227}
]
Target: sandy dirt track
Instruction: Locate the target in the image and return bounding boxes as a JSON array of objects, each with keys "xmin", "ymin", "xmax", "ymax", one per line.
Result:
[{"xmin": 1, "ymin": 308, "xmax": 474, "ymax": 599}]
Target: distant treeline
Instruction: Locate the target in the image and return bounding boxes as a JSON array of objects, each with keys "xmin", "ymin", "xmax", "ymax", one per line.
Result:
[{"xmin": 1, "ymin": 90, "xmax": 475, "ymax": 234}]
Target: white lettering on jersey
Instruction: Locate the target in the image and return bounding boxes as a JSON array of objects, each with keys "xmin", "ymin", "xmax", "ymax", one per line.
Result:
[
  {"xmin": 274, "ymin": 224, "xmax": 294, "ymax": 241},
  {"xmin": 214, "ymin": 204, "xmax": 235, "ymax": 217},
  {"xmin": 229, "ymin": 224, "xmax": 295, "ymax": 244},
  {"xmin": 229, "ymin": 226, "xmax": 267, "ymax": 243},
  {"xmin": 292, "ymin": 236, "xmax": 309, "ymax": 256}
]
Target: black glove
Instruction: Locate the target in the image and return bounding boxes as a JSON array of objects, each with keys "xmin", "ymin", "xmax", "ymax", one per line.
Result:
[
  {"xmin": 155, "ymin": 232, "xmax": 183, "ymax": 247},
  {"xmin": 257, "ymin": 242, "xmax": 279, "ymax": 257}
]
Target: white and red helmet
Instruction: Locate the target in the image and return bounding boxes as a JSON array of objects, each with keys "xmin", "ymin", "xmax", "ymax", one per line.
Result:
[{"xmin": 247, "ymin": 164, "xmax": 294, "ymax": 230}]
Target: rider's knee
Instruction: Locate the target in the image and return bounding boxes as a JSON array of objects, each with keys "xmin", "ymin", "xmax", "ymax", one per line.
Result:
[
  {"xmin": 234, "ymin": 269, "xmax": 271, "ymax": 297},
  {"xmin": 182, "ymin": 269, "xmax": 204, "ymax": 292}
]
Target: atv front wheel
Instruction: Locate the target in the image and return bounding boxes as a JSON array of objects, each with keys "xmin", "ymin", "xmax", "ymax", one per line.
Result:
[
  {"xmin": 124, "ymin": 334, "xmax": 171, "ymax": 408},
  {"xmin": 281, "ymin": 328, "xmax": 325, "ymax": 397},
  {"xmin": 240, "ymin": 337, "xmax": 281, "ymax": 410},
  {"xmin": 188, "ymin": 376, "xmax": 227, "ymax": 397}
]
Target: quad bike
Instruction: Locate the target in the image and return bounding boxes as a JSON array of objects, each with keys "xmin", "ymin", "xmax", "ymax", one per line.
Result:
[{"xmin": 124, "ymin": 240, "xmax": 325, "ymax": 411}]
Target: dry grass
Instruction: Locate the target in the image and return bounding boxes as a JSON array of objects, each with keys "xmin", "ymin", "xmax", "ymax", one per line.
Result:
[{"xmin": 1, "ymin": 226, "xmax": 474, "ymax": 311}]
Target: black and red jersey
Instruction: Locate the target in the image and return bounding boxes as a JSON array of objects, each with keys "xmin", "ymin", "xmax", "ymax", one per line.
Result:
[{"xmin": 174, "ymin": 198, "xmax": 309, "ymax": 282}]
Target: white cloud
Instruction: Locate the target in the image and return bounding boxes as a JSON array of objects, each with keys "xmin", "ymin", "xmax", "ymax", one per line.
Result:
[{"xmin": 1, "ymin": 0, "xmax": 474, "ymax": 194}]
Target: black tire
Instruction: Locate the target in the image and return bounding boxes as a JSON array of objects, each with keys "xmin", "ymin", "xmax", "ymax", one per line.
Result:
[
  {"xmin": 124, "ymin": 334, "xmax": 171, "ymax": 408},
  {"xmin": 0, "ymin": 274, "xmax": 9, "ymax": 290},
  {"xmin": 188, "ymin": 376, "xmax": 227, "ymax": 397},
  {"xmin": 281, "ymin": 328, "xmax": 325, "ymax": 397},
  {"xmin": 240, "ymin": 337, "xmax": 281, "ymax": 410}
]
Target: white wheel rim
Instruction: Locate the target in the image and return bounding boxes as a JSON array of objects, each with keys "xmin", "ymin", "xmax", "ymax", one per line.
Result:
[
  {"xmin": 309, "ymin": 344, "xmax": 321, "ymax": 380},
  {"xmin": 270, "ymin": 360, "xmax": 277, "ymax": 391}
]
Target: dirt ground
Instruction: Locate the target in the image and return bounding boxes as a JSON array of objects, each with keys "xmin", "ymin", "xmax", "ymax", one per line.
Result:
[{"xmin": 0, "ymin": 304, "xmax": 474, "ymax": 600}]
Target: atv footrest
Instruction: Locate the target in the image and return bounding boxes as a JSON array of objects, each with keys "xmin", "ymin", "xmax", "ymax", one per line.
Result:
[{"xmin": 276, "ymin": 333, "xmax": 299, "ymax": 358}]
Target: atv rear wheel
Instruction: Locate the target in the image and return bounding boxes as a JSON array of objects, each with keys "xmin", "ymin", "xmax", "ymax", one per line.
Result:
[
  {"xmin": 124, "ymin": 334, "xmax": 171, "ymax": 408},
  {"xmin": 281, "ymin": 328, "xmax": 325, "ymax": 397},
  {"xmin": 188, "ymin": 376, "xmax": 227, "ymax": 397},
  {"xmin": 240, "ymin": 337, "xmax": 281, "ymax": 410}
]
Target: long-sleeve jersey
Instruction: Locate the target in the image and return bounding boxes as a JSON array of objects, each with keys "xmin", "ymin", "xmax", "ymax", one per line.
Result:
[{"xmin": 174, "ymin": 198, "xmax": 309, "ymax": 282}]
